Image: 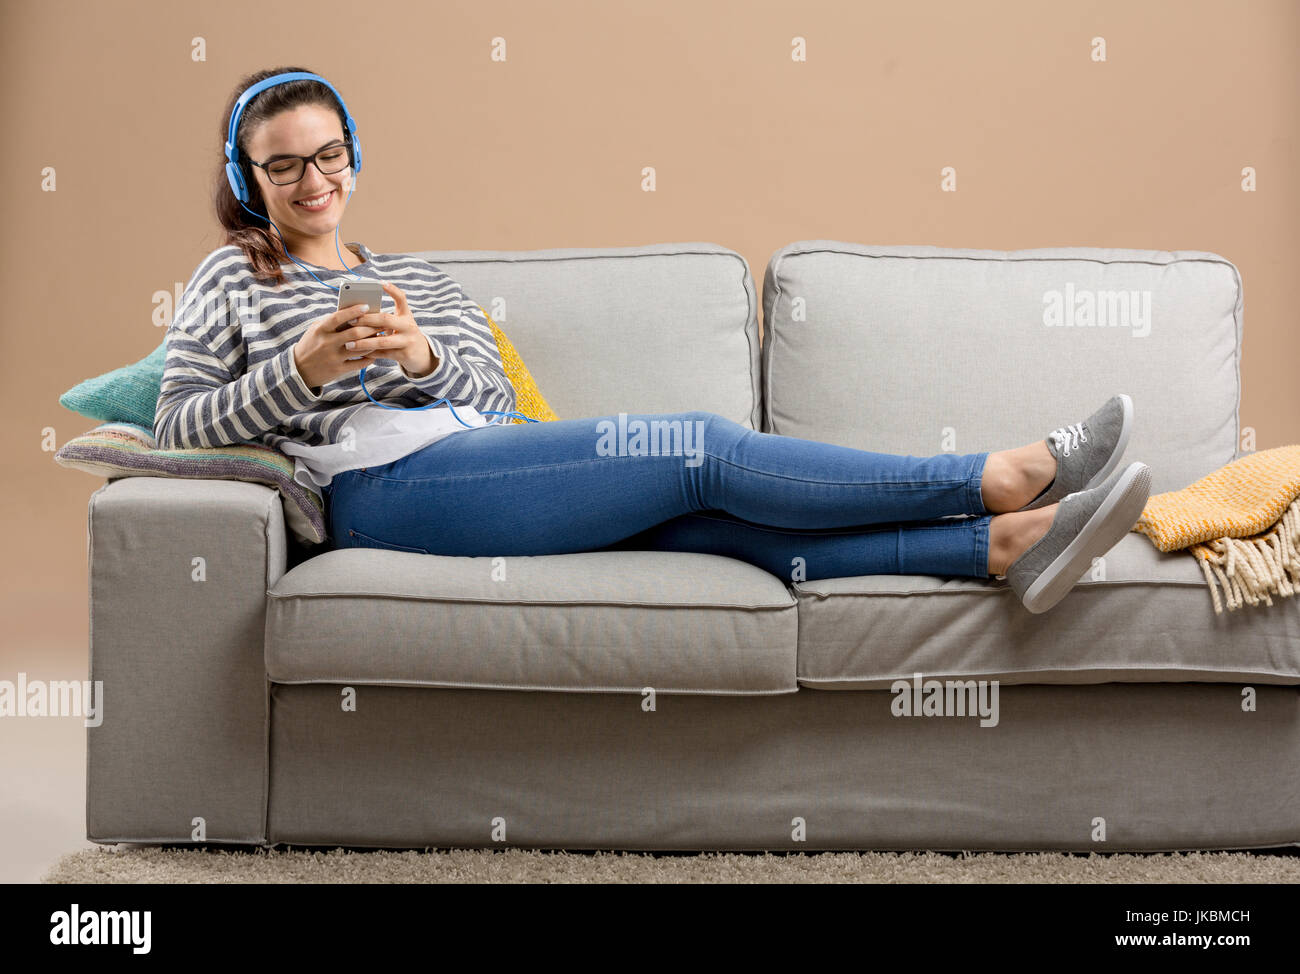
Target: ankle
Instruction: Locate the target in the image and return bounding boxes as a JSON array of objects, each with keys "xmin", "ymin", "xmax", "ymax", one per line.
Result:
[
  {"xmin": 983, "ymin": 441, "xmax": 1057, "ymax": 513},
  {"xmin": 979, "ymin": 451, "xmax": 1017, "ymax": 512},
  {"xmin": 987, "ymin": 506, "xmax": 1056, "ymax": 575},
  {"xmin": 1025, "ymin": 440, "xmax": 1056, "ymax": 494},
  {"xmin": 987, "ymin": 514, "xmax": 1013, "ymax": 575}
]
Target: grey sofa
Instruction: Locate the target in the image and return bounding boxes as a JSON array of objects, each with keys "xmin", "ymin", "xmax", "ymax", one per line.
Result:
[{"xmin": 85, "ymin": 241, "xmax": 1300, "ymax": 852}]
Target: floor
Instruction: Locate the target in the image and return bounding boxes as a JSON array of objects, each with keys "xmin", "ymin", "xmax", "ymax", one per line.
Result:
[
  {"xmin": 1, "ymin": 649, "xmax": 97, "ymax": 883},
  {"xmin": 3, "ymin": 483, "xmax": 101, "ymax": 882}
]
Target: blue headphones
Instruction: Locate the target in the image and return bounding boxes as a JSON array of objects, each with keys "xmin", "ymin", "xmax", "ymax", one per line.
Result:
[{"xmin": 224, "ymin": 71, "xmax": 536, "ymax": 426}]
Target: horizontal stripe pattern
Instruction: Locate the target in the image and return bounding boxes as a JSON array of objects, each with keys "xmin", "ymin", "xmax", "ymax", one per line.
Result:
[{"xmin": 154, "ymin": 242, "xmax": 516, "ymax": 453}]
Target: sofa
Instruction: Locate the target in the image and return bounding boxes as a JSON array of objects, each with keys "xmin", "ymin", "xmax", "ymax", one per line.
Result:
[{"xmin": 84, "ymin": 240, "xmax": 1300, "ymax": 852}]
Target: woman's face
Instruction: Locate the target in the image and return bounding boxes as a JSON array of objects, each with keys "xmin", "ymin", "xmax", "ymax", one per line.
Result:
[{"xmin": 244, "ymin": 103, "xmax": 353, "ymax": 248}]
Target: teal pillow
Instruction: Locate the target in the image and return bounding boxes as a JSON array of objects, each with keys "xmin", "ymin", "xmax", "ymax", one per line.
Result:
[{"xmin": 59, "ymin": 341, "xmax": 167, "ymax": 427}]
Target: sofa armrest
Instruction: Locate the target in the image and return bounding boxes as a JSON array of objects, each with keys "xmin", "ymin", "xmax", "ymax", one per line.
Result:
[{"xmin": 86, "ymin": 476, "xmax": 287, "ymax": 844}]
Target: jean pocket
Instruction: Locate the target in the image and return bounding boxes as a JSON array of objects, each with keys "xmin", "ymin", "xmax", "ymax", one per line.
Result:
[{"xmin": 344, "ymin": 527, "xmax": 431, "ymax": 555}]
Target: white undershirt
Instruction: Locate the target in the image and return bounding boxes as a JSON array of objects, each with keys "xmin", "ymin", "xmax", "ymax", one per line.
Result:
[{"xmin": 279, "ymin": 400, "xmax": 502, "ymax": 497}]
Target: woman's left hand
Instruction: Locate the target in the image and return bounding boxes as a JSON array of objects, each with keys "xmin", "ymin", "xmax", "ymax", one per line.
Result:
[{"xmin": 346, "ymin": 282, "xmax": 438, "ymax": 378}]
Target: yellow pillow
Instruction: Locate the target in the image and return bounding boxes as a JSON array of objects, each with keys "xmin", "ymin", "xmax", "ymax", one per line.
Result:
[{"xmin": 480, "ymin": 307, "xmax": 560, "ymax": 423}]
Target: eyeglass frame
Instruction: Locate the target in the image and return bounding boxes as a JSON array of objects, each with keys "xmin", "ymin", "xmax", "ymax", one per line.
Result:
[{"xmin": 246, "ymin": 140, "xmax": 354, "ymax": 186}]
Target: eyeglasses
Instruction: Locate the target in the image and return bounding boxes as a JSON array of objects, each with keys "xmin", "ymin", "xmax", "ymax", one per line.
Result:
[{"xmin": 249, "ymin": 142, "xmax": 352, "ymax": 186}]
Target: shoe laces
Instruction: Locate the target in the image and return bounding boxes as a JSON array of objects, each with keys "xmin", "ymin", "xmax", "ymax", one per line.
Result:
[{"xmin": 1049, "ymin": 422, "xmax": 1087, "ymax": 457}]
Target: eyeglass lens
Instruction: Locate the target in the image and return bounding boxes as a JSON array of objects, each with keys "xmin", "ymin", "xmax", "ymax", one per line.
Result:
[{"xmin": 265, "ymin": 145, "xmax": 350, "ymax": 184}]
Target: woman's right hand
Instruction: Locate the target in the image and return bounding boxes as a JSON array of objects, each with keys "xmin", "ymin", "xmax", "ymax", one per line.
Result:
[{"xmin": 292, "ymin": 304, "xmax": 383, "ymax": 392}]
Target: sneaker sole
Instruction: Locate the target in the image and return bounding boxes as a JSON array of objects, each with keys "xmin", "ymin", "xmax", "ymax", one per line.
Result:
[
  {"xmin": 1021, "ymin": 461, "xmax": 1151, "ymax": 614},
  {"xmin": 1082, "ymin": 393, "xmax": 1134, "ymax": 492}
]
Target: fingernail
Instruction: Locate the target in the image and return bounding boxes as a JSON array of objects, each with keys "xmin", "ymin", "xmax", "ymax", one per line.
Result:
[{"xmin": 345, "ymin": 341, "xmax": 356, "ymax": 349}]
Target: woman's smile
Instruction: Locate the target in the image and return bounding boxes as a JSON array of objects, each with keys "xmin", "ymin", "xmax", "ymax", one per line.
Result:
[{"xmin": 292, "ymin": 189, "xmax": 334, "ymax": 211}]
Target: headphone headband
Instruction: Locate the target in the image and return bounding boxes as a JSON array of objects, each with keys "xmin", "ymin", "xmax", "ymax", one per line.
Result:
[{"xmin": 224, "ymin": 71, "xmax": 361, "ymax": 203}]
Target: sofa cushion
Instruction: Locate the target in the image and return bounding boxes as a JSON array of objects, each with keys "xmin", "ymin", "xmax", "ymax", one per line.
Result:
[
  {"xmin": 414, "ymin": 243, "xmax": 762, "ymax": 428},
  {"xmin": 266, "ymin": 549, "xmax": 797, "ymax": 694},
  {"xmin": 761, "ymin": 242, "xmax": 1243, "ymax": 495},
  {"xmin": 794, "ymin": 534, "xmax": 1300, "ymax": 689}
]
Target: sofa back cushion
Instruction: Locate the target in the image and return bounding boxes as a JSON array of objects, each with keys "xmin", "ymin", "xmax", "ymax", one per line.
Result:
[
  {"xmin": 414, "ymin": 242, "xmax": 762, "ymax": 428},
  {"xmin": 761, "ymin": 242, "xmax": 1243, "ymax": 494}
]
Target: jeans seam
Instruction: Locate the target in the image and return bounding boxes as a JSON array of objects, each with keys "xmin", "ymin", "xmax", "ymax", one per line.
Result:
[
  {"xmin": 354, "ymin": 447, "xmax": 982, "ymax": 491},
  {"xmin": 973, "ymin": 514, "xmax": 991, "ymax": 577},
  {"xmin": 701, "ymin": 451, "xmax": 980, "ymax": 489},
  {"xmin": 966, "ymin": 451, "xmax": 990, "ymax": 515},
  {"xmin": 683, "ymin": 512, "xmax": 934, "ymax": 538},
  {"xmin": 351, "ymin": 455, "xmax": 630, "ymax": 485}
]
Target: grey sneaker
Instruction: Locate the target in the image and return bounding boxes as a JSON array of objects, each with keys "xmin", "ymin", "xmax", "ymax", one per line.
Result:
[
  {"xmin": 1004, "ymin": 461, "xmax": 1152, "ymax": 614},
  {"xmin": 1019, "ymin": 393, "xmax": 1134, "ymax": 511}
]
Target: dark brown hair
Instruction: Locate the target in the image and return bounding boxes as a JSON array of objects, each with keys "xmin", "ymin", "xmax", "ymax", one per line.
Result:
[{"xmin": 212, "ymin": 66, "xmax": 353, "ymax": 286}]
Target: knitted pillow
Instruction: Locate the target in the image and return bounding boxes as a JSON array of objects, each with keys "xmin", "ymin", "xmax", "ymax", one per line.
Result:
[
  {"xmin": 478, "ymin": 307, "xmax": 560, "ymax": 423},
  {"xmin": 59, "ymin": 342, "xmax": 167, "ymax": 428},
  {"xmin": 54, "ymin": 422, "xmax": 326, "ymax": 546}
]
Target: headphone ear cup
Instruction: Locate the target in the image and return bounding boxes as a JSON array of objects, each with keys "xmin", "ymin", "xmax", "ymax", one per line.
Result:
[
  {"xmin": 351, "ymin": 135, "xmax": 362, "ymax": 176},
  {"xmin": 225, "ymin": 161, "xmax": 247, "ymax": 203}
]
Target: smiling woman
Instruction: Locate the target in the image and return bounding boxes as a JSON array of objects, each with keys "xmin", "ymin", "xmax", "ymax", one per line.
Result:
[
  {"xmin": 213, "ymin": 65, "xmax": 364, "ymax": 283},
  {"xmin": 158, "ymin": 69, "xmax": 548, "ymax": 508}
]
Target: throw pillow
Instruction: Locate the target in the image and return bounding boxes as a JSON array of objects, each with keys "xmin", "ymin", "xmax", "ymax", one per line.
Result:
[
  {"xmin": 54, "ymin": 422, "xmax": 326, "ymax": 546},
  {"xmin": 59, "ymin": 342, "xmax": 167, "ymax": 428},
  {"xmin": 477, "ymin": 306, "xmax": 560, "ymax": 423}
]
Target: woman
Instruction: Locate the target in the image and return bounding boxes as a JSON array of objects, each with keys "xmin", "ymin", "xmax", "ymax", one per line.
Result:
[{"xmin": 158, "ymin": 66, "xmax": 1152, "ymax": 614}]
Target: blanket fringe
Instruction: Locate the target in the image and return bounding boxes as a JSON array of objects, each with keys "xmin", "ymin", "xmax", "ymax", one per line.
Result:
[{"xmin": 1191, "ymin": 497, "xmax": 1300, "ymax": 615}]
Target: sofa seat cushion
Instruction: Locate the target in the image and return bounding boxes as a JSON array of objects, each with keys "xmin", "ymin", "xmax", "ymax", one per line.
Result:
[
  {"xmin": 266, "ymin": 549, "xmax": 798, "ymax": 695},
  {"xmin": 795, "ymin": 535, "xmax": 1300, "ymax": 689}
]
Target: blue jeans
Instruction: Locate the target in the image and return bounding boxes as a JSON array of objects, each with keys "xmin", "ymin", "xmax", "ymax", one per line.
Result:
[{"xmin": 323, "ymin": 410, "xmax": 992, "ymax": 582}]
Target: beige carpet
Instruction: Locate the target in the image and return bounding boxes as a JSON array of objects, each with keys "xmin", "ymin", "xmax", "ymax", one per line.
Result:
[{"xmin": 42, "ymin": 845, "xmax": 1300, "ymax": 883}]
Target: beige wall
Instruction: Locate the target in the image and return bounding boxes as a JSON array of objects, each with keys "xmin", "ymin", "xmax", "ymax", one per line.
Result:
[{"xmin": 2, "ymin": 0, "xmax": 1297, "ymax": 658}]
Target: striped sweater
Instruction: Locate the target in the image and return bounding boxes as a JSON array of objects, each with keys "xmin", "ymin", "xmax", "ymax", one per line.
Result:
[{"xmin": 155, "ymin": 241, "xmax": 516, "ymax": 453}]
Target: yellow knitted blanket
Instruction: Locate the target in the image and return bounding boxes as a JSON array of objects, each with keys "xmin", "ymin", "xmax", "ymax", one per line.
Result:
[{"xmin": 1132, "ymin": 445, "xmax": 1300, "ymax": 615}]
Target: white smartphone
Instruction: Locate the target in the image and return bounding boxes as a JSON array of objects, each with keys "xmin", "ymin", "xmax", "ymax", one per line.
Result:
[{"xmin": 337, "ymin": 281, "xmax": 386, "ymax": 361}]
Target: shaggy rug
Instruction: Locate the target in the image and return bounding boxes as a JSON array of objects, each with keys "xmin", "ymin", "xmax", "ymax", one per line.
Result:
[{"xmin": 41, "ymin": 845, "xmax": 1300, "ymax": 884}]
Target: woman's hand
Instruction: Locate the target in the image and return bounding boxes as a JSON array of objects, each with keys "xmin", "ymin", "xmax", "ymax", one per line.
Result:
[
  {"xmin": 343, "ymin": 282, "xmax": 439, "ymax": 379},
  {"xmin": 292, "ymin": 303, "xmax": 388, "ymax": 393}
]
